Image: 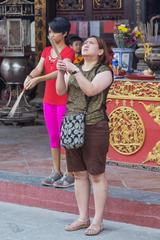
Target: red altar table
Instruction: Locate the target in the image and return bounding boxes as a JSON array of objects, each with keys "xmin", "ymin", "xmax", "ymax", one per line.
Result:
[{"xmin": 107, "ymin": 78, "xmax": 160, "ymax": 167}]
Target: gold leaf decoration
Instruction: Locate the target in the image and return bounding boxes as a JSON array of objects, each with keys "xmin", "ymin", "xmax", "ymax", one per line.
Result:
[
  {"xmin": 140, "ymin": 102, "xmax": 160, "ymax": 125},
  {"xmin": 108, "ymin": 81, "xmax": 160, "ymax": 101},
  {"xmin": 143, "ymin": 141, "xmax": 160, "ymax": 165},
  {"xmin": 109, "ymin": 107, "xmax": 145, "ymax": 155}
]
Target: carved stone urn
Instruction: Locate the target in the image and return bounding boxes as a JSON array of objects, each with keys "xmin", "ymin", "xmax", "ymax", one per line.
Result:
[
  {"xmin": 135, "ymin": 43, "xmax": 160, "ymax": 77},
  {"xmin": 135, "ymin": 43, "xmax": 148, "ymax": 71},
  {"xmin": 145, "ymin": 43, "xmax": 160, "ymax": 78}
]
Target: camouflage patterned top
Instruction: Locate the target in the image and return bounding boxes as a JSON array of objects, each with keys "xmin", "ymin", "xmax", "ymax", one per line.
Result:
[{"xmin": 66, "ymin": 64, "xmax": 112, "ymax": 125}]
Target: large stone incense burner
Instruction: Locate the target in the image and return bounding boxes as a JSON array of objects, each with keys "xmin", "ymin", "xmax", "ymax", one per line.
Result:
[
  {"xmin": 146, "ymin": 43, "xmax": 160, "ymax": 78},
  {"xmin": 0, "ymin": 56, "xmax": 37, "ymax": 123},
  {"xmin": 0, "ymin": 0, "xmax": 37, "ymax": 123}
]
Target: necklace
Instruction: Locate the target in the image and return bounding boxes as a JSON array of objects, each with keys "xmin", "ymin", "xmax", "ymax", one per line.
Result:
[
  {"xmin": 48, "ymin": 55, "xmax": 57, "ymax": 64},
  {"xmin": 49, "ymin": 48, "xmax": 58, "ymax": 64}
]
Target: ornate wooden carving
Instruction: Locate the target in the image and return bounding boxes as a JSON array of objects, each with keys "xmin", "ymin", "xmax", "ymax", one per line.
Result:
[
  {"xmin": 109, "ymin": 106, "xmax": 145, "ymax": 155},
  {"xmin": 57, "ymin": 0, "xmax": 84, "ymax": 11},
  {"xmin": 93, "ymin": 0, "xmax": 122, "ymax": 10},
  {"xmin": 135, "ymin": 0, "xmax": 142, "ymax": 25},
  {"xmin": 34, "ymin": 0, "xmax": 46, "ymax": 62}
]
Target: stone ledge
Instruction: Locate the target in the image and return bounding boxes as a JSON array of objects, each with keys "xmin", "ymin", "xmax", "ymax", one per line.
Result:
[
  {"xmin": 106, "ymin": 160, "xmax": 160, "ymax": 172},
  {"xmin": 0, "ymin": 171, "xmax": 160, "ymax": 229},
  {"xmin": 0, "ymin": 170, "xmax": 160, "ymax": 205}
]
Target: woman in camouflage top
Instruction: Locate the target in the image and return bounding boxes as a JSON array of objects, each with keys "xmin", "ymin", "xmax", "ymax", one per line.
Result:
[{"xmin": 56, "ymin": 36, "xmax": 113, "ymax": 236}]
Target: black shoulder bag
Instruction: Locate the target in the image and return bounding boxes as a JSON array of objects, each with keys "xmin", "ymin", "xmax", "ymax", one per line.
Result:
[{"xmin": 60, "ymin": 97, "xmax": 90, "ymax": 149}]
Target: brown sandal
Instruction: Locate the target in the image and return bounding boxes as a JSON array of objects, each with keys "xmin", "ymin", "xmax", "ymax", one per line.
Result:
[
  {"xmin": 65, "ymin": 218, "xmax": 90, "ymax": 231},
  {"xmin": 85, "ymin": 223, "xmax": 104, "ymax": 236}
]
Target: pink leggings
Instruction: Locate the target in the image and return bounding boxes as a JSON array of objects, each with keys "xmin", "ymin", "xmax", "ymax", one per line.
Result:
[{"xmin": 43, "ymin": 103, "xmax": 66, "ymax": 148}]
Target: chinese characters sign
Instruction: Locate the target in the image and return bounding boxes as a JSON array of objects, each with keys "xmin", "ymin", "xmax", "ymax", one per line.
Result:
[{"xmin": 34, "ymin": 0, "xmax": 46, "ymax": 62}]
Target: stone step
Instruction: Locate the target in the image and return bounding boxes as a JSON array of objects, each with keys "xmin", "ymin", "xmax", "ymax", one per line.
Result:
[{"xmin": 0, "ymin": 171, "xmax": 159, "ymax": 229}]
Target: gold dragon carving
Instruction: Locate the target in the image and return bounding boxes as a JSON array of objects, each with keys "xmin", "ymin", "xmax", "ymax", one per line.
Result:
[
  {"xmin": 108, "ymin": 81, "xmax": 160, "ymax": 101},
  {"xmin": 143, "ymin": 141, "xmax": 160, "ymax": 165},
  {"xmin": 109, "ymin": 107, "xmax": 145, "ymax": 155},
  {"xmin": 140, "ymin": 102, "xmax": 160, "ymax": 125}
]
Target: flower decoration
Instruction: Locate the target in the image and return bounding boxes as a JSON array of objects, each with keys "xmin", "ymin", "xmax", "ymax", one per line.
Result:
[
  {"xmin": 144, "ymin": 42, "xmax": 152, "ymax": 61},
  {"xmin": 114, "ymin": 24, "xmax": 141, "ymax": 48},
  {"xmin": 73, "ymin": 55, "xmax": 84, "ymax": 64}
]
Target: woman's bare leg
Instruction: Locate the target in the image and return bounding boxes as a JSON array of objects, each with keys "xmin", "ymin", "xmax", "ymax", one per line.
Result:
[
  {"xmin": 51, "ymin": 147, "xmax": 61, "ymax": 173},
  {"xmin": 89, "ymin": 172, "xmax": 107, "ymax": 225},
  {"xmin": 74, "ymin": 171, "xmax": 91, "ymax": 221}
]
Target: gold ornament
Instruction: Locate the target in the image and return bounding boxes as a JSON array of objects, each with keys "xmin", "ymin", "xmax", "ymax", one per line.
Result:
[
  {"xmin": 108, "ymin": 81, "xmax": 160, "ymax": 101},
  {"xmin": 140, "ymin": 102, "xmax": 160, "ymax": 125},
  {"xmin": 143, "ymin": 141, "xmax": 160, "ymax": 165},
  {"xmin": 109, "ymin": 107, "xmax": 145, "ymax": 155},
  {"xmin": 144, "ymin": 42, "xmax": 152, "ymax": 61}
]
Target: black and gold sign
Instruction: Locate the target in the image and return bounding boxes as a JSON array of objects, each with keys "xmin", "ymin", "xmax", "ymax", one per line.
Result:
[
  {"xmin": 93, "ymin": 0, "xmax": 122, "ymax": 9},
  {"xmin": 34, "ymin": 0, "xmax": 46, "ymax": 62}
]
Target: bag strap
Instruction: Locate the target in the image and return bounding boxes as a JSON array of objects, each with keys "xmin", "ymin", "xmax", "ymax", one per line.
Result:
[{"xmin": 85, "ymin": 64, "xmax": 101, "ymax": 112}]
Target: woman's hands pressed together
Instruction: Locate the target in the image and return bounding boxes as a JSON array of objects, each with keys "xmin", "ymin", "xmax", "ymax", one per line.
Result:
[
  {"xmin": 56, "ymin": 59, "xmax": 67, "ymax": 73},
  {"xmin": 57, "ymin": 59, "xmax": 79, "ymax": 75}
]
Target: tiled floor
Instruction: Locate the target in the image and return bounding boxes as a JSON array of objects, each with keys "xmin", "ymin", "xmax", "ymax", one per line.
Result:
[{"xmin": 0, "ymin": 117, "xmax": 160, "ymax": 194}]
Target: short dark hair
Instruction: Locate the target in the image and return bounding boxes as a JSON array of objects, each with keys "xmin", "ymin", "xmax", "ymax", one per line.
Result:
[
  {"xmin": 48, "ymin": 17, "xmax": 71, "ymax": 36},
  {"xmin": 68, "ymin": 34, "xmax": 83, "ymax": 46}
]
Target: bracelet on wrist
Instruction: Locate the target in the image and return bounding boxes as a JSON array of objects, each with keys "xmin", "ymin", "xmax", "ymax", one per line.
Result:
[
  {"xmin": 28, "ymin": 74, "xmax": 33, "ymax": 79},
  {"xmin": 72, "ymin": 68, "xmax": 80, "ymax": 75}
]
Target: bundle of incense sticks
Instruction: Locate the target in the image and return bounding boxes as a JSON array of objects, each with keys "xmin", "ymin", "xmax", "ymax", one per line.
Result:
[
  {"xmin": 8, "ymin": 38, "xmax": 62, "ymax": 118},
  {"xmin": 139, "ymin": 21, "xmax": 159, "ymax": 43},
  {"xmin": 48, "ymin": 36, "xmax": 62, "ymax": 60},
  {"xmin": 8, "ymin": 88, "xmax": 25, "ymax": 118}
]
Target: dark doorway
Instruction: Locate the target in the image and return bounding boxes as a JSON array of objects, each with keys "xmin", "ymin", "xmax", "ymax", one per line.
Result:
[{"xmin": 146, "ymin": 0, "xmax": 160, "ymax": 21}]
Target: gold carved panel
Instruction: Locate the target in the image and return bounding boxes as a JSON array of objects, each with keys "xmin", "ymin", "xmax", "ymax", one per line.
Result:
[
  {"xmin": 93, "ymin": 0, "xmax": 122, "ymax": 9},
  {"xmin": 140, "ymin": 102, "xmax": 160, "ymax": 126},
  {"xmin": 108, "ymin": 81, "xmax": 160, "ymax": 101},
  {"xmin": 34, "ymin": 0, "xmax": 46, "ymax": 62},
  {"xmin": 57, "ymin": 0, "xmax": 84, "ymax": 10},
  {"xmin": 109, "ymin": 107, "xmax": 145, "ymax": 155},
  {"xmin": 143, "ymin": 141, "xmax": 160, "ymax": 165}
]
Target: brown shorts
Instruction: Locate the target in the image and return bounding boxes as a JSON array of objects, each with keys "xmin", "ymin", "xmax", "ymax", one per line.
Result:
[{"xmin": 65, "ymin": 120, "xmax": 109, "ymax": 175}]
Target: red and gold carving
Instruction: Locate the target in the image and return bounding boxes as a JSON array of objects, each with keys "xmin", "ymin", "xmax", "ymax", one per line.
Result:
[
  {"xmin": 140, "ymin": 102, "xmax": 160, "ymax": 125},
  {"xmin": 109, "ymin": 107, "xmax": 145, "ymax": 155},
  {"xmin": 107, "ymin": 79, "xmax": 160, "ymax": 167},
  {"xmin": 108, "ymin": 81, "xmax": 160, "ymax": 101},
  {"xmin": 143, "ymin": 141, "xmax": 160, "ymax": 165}
]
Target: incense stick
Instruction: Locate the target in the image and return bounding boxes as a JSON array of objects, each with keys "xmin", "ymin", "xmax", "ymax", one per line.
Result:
[
  {"xmin": 48, "ymin": 36, "xmax": 62, "ymax": 60},
  {"xmin": 8, "ymin": 38, "xmax": 65, "ymax": 119},
  {"xmin": 48, "ymin": 36, "xmax": 68, "ymax": 75},
  {"xmin": 155, "ymin": 21, "xmax": 158, "ymax": 41},
  {"xmin": 8, "ymin": 88, "xmax": 25, "ymax": 118}
]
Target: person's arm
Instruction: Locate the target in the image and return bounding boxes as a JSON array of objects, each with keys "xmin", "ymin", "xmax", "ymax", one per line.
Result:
[
  {"xmin": 73, "ymin": 70, "xmax": 112, "ymax": 96},
  {"xmin": 24, "ymin": 57, "xmax": 48, "ymax": 90},
  {"xmin": 24, "ymin": 57, "xmax": 72, "ymax": 90},
  {"xmin": 56, "ymin": 60, "xmax": 70, "ymax": 95},
  {"xmin": 64, "ymin": 61, "xmax": 113, "ymax": 96},
  {"xmin": 36, "ymin": 57, "xmax": 72, "ymax": 82}
]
